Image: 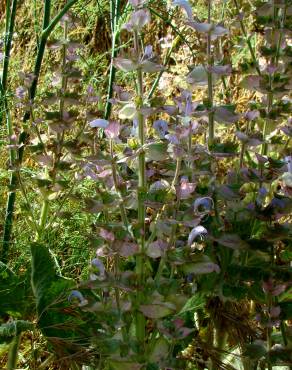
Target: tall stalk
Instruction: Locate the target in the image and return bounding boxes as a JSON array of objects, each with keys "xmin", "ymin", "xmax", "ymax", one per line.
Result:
[
  {"xmin": 7, "ymin": 334, "xmax": 21, "ymax": 370},
  {"xmin": 2, "ymin": 0, "xmax": 18, "ymax": 93},
  {"xmin": 1, "ymin": 0, "xmax": 79, "ymax": 262},
  {"xmin": 207, "ymin": 0, "xmax": 214, "ymax": 147},
  {"xmin": 133, "ymin": 29, "xmax": 146, "ymax": 347},
  {"xmin": 37, "ymin": 3, "xmax": 69, "ymax": 242},
  {"xmin": 104, "ymin": 0, "xmax": 121, "ymax": 120},
  {"xmin": 1, "ymin": 0, "xmax": 18, "ymax": 263}
]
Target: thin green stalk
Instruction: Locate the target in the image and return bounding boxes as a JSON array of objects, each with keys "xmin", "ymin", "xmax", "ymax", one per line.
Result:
[
  {"xmin": 207, "ymin": 0, "xmax": 214, "ymax": 148},
  {"xmin": 239, "ymin": 143, "xmax": 246, "ymax": 168},
  {"xmin": 42, "ymin": 0, "xmax": 79, "ymax": 39},
  {"xmin": 5, "ymin": 0, "xmax": 11, "ymax": 34},
  {"xmin": 38, "ymin": 199, "xmax": 50, "ymax": 238},
  {"xmin": 7, "ymin": 334, "xmax": 21, "ymax": 370},
  {"xmin": 0, "ymin": 0, "xmax": 18, "ymax": 262},
  {"xmin": 37, "ymin": 2, "xmax": 70, "ymax": 242},
  {"xmin": 275, "ymin": 5, "xmax": 287, "ymax": 66},
  {"xmin": 110, "ymin": 140, "xmax": 132, "ymax": 236},
  {"xmin": 134, "ymin": 29, "xmax": 146, "ymax": 347},
  {"xmin": 154, "ymin": 158, "xmax": 181, "ymax": 284},
  {"xmin": 104, "ymin": 0, "xmax": 121, "ymax": 120},
  {"xmin": 2, "ymin": 0, "xmax": 18, "ymax": 93},
  {"xmin": 27, "ymin": 0, "xmax": 51, "ymax": 107}
]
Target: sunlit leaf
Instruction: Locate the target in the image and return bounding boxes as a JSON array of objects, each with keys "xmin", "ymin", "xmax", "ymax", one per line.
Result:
[
  {"xmin": 119, "ymin": 104, "xmax": 137, "ymax": 120},
  {"xmin": 186, "ymin": 65, "xmax": 208, "ymax": 86}
]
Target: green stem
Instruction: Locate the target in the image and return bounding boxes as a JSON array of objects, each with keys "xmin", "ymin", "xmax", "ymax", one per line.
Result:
[
  {"xmin": 134, "ymin": 29, "xmax": 146, "ymax": 347},
  {"xmin": 7, "ymin": 334, "xmax": 21, "ymax": 370},
  {"xmin": 207, "ymin": 0, "xmax": 214, "ymax": 148},
  {"xmin": 0, "ymin": 1, "xmax": 18, "ymax": 263},
  {"xmin": 154, "ymin": 158, "xmax": 181, "ymax": 283},
  {"xmin": 2, "ymin": 0, "xmax": 18, "ymax": 93},
  {"xmin": 110, "ymin": 140, "xmax": 131, "ymax": 235},
  {"xmin": 240, "ymin": 143, "xmax": 246, "ymax": 168},
  {"xmin": 104, "ymin": 0, "xmax": 121, "ymax": 120},
  {"xmin": 42, "ymin": 0, "xmax": 79, "ymax": 39},
  {"xmin": 38, "ymin": 199, "xmax": 49, "ymax": 239}
]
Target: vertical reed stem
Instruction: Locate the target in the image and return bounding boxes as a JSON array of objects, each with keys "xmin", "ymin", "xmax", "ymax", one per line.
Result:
[{"xmin": 104, "ymin": 0, "xmax": 121, "ymax": 120}]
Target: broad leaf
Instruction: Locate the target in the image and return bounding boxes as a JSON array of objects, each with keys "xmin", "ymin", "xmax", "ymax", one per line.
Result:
[{"xmin": 140, "ymin": 303, "xmax": 175, "ymax": 318}]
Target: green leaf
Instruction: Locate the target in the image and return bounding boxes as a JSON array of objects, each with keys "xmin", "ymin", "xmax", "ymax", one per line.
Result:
[
  {"xmin": 178, "ymin": 294, "xmax": 205, "ymax": 314},
  {"xmin": 146, "ymin": 142, "xmax": 169, "ymax": 161},
  {"xmin": 140, "ymin": 303, "xmax": 175, "ymax": 319},
  {"xmin": 183, "ymin": 255, "xmax": 220, "ymax": 275},
  {"xmin": 149, "ymin": 337, "xmax": 169, "ymax": 363},
  {"xmin": 0, "ymin": 262, "xmax": 27, "ymax": 316},
  {"xmin": 119, "ymin": 104, "xmax": 137, "ymax": 120},
  {"xmin": 31, "ymin": 243, "xmax": 75, "ymax": 339}
]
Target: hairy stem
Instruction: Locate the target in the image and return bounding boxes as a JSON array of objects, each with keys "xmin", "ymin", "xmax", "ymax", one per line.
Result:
[
  {"xmin": 134, "ymin": 29, "xmax": 146, "ymax": 347},
  {"xmin": 207, "ymin": 0, "xmax": 214, "ymax": 147}
]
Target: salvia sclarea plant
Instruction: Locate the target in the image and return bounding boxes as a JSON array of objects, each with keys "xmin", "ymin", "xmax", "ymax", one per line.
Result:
[
  {"xmin": 0, "ymin": 0, "xmax": 292, "ymax": 369},
  {"xmin": 63, "ymin": 0, "xmax": 291, "ymax": 369}
]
